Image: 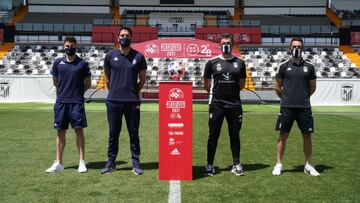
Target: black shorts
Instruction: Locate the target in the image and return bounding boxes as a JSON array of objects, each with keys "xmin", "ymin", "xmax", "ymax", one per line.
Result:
[
  {"xmin": 275, "ymin": 107, "xmax": 314, "ymax": 134},
  {"xmin": 54, "ymin": 103, "xmax": 87, "ymax": 130}
]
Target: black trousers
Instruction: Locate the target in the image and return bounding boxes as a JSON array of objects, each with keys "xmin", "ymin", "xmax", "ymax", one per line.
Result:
[
  {"xmin": 207, "ymin": 104, "xmax": 243, "ymax": 165},
  {"xmin": 106, "ymin": 100, "xmax": 141, "ymax": 168}
]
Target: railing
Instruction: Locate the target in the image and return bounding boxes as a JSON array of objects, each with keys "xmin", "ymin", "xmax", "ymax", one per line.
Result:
[
  {"xmin": 15, "ymin": 35, "xmax": 92, "ymax": 43},
  {"xmin": 93, "ymin": 18, "xmax": 136, "ymax": 26},
  {"xmin": 262, "ymin": 37, "xmax": 339, "ymax": 46},
  {"xmin": 16, "ymin": 23, "xmax": 93, "ymax": 33},
  {"xmin": 261, "ymin": 25, "xmax": 338, "ymax": 34}
]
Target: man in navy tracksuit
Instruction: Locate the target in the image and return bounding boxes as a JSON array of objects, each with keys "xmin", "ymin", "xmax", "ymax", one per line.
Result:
[
  {"xmin": 101, "ymin": 26, "xmax": 147, "ymax": 175},
  {"xmin": 46, "ymin": 36, "xmax": 91, "ymax": 173}
]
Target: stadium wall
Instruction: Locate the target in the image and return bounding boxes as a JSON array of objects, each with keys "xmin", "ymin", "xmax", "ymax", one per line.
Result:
[
  {"xmin": 332, "ymin": 0, "xmax": 360, "ymax": 11},
  {"xmin": 243, "ymin": 0, "xmax": 327, "ymax": 15},
  {"xmin": 28, "ymin": 0, "xmax": 111, "ymax": 13}
]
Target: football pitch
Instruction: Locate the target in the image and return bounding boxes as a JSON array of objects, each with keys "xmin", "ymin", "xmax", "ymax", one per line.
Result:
[{"xmin": 0, "ymin": 103, "xmax": 359, "ymax": 202}]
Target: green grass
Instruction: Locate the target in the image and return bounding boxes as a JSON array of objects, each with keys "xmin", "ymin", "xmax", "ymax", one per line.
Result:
[{"xmin": 0, "ymin": 103, "xmax": 359, "ymax": 202}]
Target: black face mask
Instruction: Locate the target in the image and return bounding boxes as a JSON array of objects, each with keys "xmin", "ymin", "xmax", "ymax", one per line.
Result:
[
  {"xmin": 221, "ymin": 43, "xmax": 232, "ymax": 55},
  {"xmin": 119, "ymin": 38, "xmax": 131, "ymax": 47},
  {"xmin": 291, "ymin": 48, "xmax": 302, "ymax": 58},
  {"xmin": 65, "ymin": 47, "xmax": 76, "ymax": 56}
]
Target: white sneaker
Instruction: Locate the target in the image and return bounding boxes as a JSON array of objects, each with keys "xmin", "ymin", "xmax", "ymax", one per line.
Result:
[
  {"xmin": 304, "ymin": 164, "xmax": 320, "ymax": 176},
  {"xmin": 272, "ymin": 163, "xmax": 282, "ymax": 176},
  {"xmin": 78, "ymin": 160, "xmax": 87, "ymax": 173},
  {"xmin": 45, "ymin": 160, "xmax": 64, "ymax": 173}
]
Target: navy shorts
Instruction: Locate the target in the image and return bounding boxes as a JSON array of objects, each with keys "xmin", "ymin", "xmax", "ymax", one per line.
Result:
[
  {"xmin": 275, "ymin": 107, "xmax": 314, "ymax": 134},
  {"xmin": 54, "ymin": 103, "xmax": 87, "ymax": 130}
]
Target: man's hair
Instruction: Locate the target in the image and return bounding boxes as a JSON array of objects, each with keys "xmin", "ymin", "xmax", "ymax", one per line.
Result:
[
  {"xmin": 64, "ymin": 36, "xmax": 77, "ymax": 44},
  {"xmin": 290, "ymin": 37, "xmax": 304, "ymax": 48},
  {"xmin": 220, "ymin": 33, "xmax": 233, "ymax": 41},
  {"xmin": 118, "ymin": 26, "xmax": 133, "ymax": 37}
]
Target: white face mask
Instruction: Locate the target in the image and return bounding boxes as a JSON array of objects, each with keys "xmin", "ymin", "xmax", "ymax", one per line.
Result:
[{"xmin": 291, "ymin": 48, "xmax": 302, "ymax": 58}]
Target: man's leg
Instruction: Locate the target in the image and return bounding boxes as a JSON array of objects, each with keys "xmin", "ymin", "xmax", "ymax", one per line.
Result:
[
  {"xmin": 74, "ymin": 128, "xmax": 85, "ymax": 161},
  {"xmin": 106, "ymin": 101, "xmax": 123, "ymax": 164},
  {"xmin": 276, "ymin": 131, "xmax": 289, "ymax": 164},
  {"xmin": 225, "ymin": 107, "xmax": 242, "ymax": 165},
  {"xmin": 207, "ymin": 104, "xmax": 225, "ymax": 166},
  {"xmin": 56, "ymin": 129, "xmax": 66, "ymax": 163},
  {"xmin": 124, "ymin": 102, "xmax": 141, "ymax": 172}
]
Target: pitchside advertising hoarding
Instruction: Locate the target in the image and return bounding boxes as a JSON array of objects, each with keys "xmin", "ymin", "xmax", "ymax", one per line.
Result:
[{"xmin": 159, "ymin": 82, "xmax": 192, "ymax": 180}]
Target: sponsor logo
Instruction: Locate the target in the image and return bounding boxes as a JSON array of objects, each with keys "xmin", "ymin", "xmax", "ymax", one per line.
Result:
[
  {"xmin": 233, "ymin": 62, "xmax": 238, "ymax": 68},
  {"xmin": 161, "ymin": 43, "xmax": 182, "ymax": 52},
  {"xmin": 60, "ymin": 61, "xmax": 65, "ymax": 64},
  {"xmin": 144, "ymin": 43, "xmax": 159, "ymax": 54},
  {"xmin": 186, "ymin": 44, "xmax": 199, "ymax": 56},
  {"xmin": 222, "ymin": 73, "xmax": 231, "ymax": 81},
  {"xmin": 114, "ymin": 57, "xmax": 118, "ymax": 61},
  {"xmin": 170, "ymin": 113, "xmax": 182, "ymax": 119},
  {"xmin": 0, "ymin": 81, "xmax": 10, "ymax": 99},
  {"xmin": 286, "ymin": 67, "xmax": 292, "ymax": 71},
  {"xmin": 168, "ymin": 131, "xmax": 184, "ymax": 136},
  {"xmin": 341, "ymin": 84, "xmax": 353, "ymax": 102},
  {"xmin": 170, "ymin": 148, "xmax": 180, "ymax": 155},
  {"xmin": 168, "ymin": 123, "xmax": 184, "ymax": 128},
  {"xmin": 132, "ymin": 59, "xmax": 137, "ymax": 65},
  {"xmin": 166, "ymin": 101, "xmax": 185, "ymax": 108},
  {"xmin": 216, "ymin": 63, "xmax": 222, "ymax": 71},
  {"xmin": 168, "ymin": 88, "xmax": 184, "ymax": 100}
]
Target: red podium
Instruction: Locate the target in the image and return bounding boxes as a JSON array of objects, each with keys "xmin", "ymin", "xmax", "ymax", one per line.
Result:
[{"xmin": 159, "ymin": 82, "xmax": 193, "ymax": 180}]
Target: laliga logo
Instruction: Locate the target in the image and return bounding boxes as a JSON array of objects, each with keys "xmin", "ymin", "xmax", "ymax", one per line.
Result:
[
  {"xmin": 168, "ymin": 88, "xmax": 184, "ymax": 100},
  {"xmin": 145, "ymin": 43, "xmax": 159, "ymax": 55}
]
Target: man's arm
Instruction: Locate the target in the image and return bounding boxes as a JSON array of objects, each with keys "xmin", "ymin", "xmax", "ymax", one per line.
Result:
[
  {"xmin": 203, "ymin": 78, "xmax": 211, "ymax": 93},
  {"xmin": 309, "ymin": 79, "xmax": 316, "ymax": 96},
  {"xmin": 53, "ymin": 76, "xmax": 58, "ymax": 88},
  {"xmin": 138, "ymin": 69, "xmax": 146, "ymax": 92},
  {"xmin": 239, "ymin": 78, "xmax": 246, "ymax": 90},
  {"xmin": 104, "ymin": 69, "xmax": 110, "ymax": 89},
  {"xmin": 274, "ymin": 79, "xmax": 283, "ymax": 98},
  {"xmin": 84, "ymin": 77, "xmax": 91, "ymax": 91}
]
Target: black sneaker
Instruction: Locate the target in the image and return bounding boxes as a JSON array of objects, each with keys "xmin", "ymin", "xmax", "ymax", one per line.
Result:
[
  {"xmin": 132, "ymin": 167, "xmax": 144, "ymax": 175},
  {"xmin": 204, "ymin": 164, "xmax": 215, "ymax": 176},
  {"xmin": 231, "ymin": 164, "xmax": 245, "ymax": 176},
  {"xmin": 101, "ymin": 163, "xmax": 116, "ymax": 174}
]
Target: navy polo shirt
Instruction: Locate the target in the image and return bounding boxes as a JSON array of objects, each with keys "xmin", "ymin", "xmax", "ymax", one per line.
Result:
[
  {"xmin": 276, "ymin": 59, "xmax": 316, "ymax": 108},
  {"xmin": 51, "ymin": 56, "xmax": 91, "ymax": 103},
  {"xmin": 104, "ymin": 48, "xmax": 147, "ymax": 101}
]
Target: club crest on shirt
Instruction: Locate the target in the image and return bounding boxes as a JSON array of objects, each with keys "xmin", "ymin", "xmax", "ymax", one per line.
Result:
[
  {"xmin": 216, "ymin": 63, "xmax": 222, "ymax": 71},
  {"xmin": 303, "ymin": 66, "xmax": 308, "ymax": 72},
  {"xmin": 233, "ymin": 62, "xmax": 238, "ymax": 68},
  {"xmin": 132, "ymin": 59, "xmax": 137, "ymax": 65},
  {"xmin": 114, "ymin": 57, "xmax": 118, "ymax": 61}
]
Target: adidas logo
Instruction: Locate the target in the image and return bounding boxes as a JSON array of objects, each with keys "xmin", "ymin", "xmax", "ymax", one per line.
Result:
[
  {"xmin": 287, "ymin": 67, "xmax": 292, "ymax": 71},
  {"xmin": 170, "ymin": 148, "xmax": 180, "ymax": 155},
  {"xmin": 114, "ymin": 57, "xmax": 118, "ymax": 61},
  {"xmin": 60, "ymin": 61, "xmax": 65, "ymax": 64}
]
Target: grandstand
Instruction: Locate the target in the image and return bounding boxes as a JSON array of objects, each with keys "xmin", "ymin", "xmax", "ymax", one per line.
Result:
[{"xmin": 0, "ymin": 0, "xmax": 359, "ymax": 104}]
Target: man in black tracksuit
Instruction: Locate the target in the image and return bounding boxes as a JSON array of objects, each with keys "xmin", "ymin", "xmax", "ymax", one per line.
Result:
[
  {"xmin": 272, "ymin": 37, "xmax": 320, "ymax": 176},
  {"xmin": 203, "ymin": 33, "xmax": 247, "ymax": 176}
]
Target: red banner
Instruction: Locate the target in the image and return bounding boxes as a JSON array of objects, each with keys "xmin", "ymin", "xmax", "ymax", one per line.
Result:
[
  {"xmin": 132, "ymin": 38, "xmax": 240, "ymax": 58},
  {"xmin": 159, "ymin": 82, "xmax": 192, "ymax": 181},
  {"xmin": 195, "ymin": 27, "xmax": 262, "ymax": 44},
  {"xmin": 351, "ymin": 32, "xmax": 360, "ymax": 45}
]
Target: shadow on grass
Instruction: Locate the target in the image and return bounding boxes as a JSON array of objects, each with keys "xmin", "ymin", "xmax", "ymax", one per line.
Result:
[
  {"xmin": 64, "ymin": 161, "xmax": 127, "ymax": 170},
  {"xmin": 282, "ymin": 164, "xmax": 334, "ymax": 173},
  {"xmin": 193, "ymin": 163, "xmax": 270, "ymax": 180},
  {"xmin": 118, "ymin": 162, "xmax": 159, "ymax": 171}
]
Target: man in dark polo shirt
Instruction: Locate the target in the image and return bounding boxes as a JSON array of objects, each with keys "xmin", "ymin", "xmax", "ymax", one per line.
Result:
[
  {"xmin": 203, "ymin": 33, "xmax": 247, "ymax": 176},
  {"xmin": 46, "ymin": 36, "xmax": 91, "ymax": 173},
  {"xmin": 272, "ymin": 37, "xmax": 320, "ymax": 176},
  {"xmin": 101, "ymin": 26, "xmax": 147, "ymax": 175}
]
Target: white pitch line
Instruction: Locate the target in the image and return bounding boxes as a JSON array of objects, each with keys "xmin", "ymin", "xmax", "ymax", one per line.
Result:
[{"xmin": 168, "ymin": 180, "xmax": 181, "ymax": 203}]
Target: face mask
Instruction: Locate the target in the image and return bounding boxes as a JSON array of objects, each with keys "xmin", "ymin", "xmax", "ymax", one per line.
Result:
[
  {"xmin": 65, "ymin": 47, "xmax": 76, "ymax": 56},
  {"xmin": 119, "ymin": 38, "xmax": 131, "ymax": 47},
  {"xmin": 291, "ymin": 48, "xmax": 302, "ymax": 58},
  {"xmin": 221, "ymin": 43, "xmax": 232, "ymax": 55}
]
